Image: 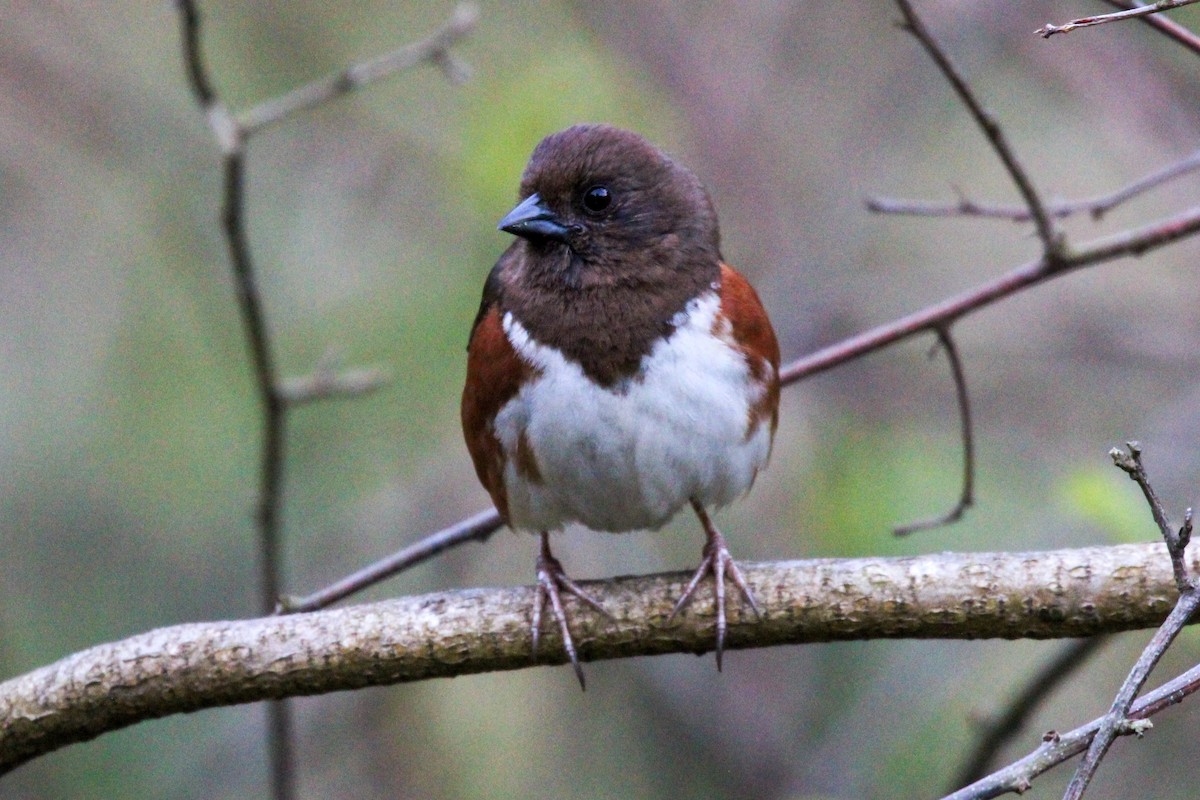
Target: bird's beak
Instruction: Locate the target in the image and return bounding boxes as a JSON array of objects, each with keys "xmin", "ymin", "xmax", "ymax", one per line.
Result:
[{"xmin": 498, "ymin": 193, "xmax": 571, "ymax": 242}]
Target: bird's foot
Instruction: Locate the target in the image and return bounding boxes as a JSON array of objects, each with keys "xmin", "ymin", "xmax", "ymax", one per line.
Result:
[
  {"xmin": 669, "ymin": 502, "xmax": 761, "ymax": 670},
  {"xmin": 532, "ymin": 532, "xmax": 609, "ymax": 690}
]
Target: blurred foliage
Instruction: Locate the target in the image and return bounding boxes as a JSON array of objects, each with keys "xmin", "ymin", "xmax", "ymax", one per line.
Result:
[
  {"xmin": 1058, "ymin": 464, "xmax": 1157, "ymax": 545},
  {"xmin": 4, "ymin": 2, "xmax": 1200, "ymax": 799}
]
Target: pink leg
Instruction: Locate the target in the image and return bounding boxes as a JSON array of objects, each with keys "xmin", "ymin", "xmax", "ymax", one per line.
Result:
[
  {"xmin": 668, "ymin": 500, "xmax": 761, "ymax": 670},
  {"xmin": 532, "ymin": 531, "xmax": 609, "ymax": 689}
]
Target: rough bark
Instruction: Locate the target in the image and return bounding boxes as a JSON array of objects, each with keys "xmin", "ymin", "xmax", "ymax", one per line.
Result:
[{"xmin": 1, "ymin": 542, "xmax": 1191, "ymax": 774}]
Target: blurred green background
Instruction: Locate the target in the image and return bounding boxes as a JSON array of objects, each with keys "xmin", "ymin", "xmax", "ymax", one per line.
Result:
[{"xmin": 4, "ymin": 2, "xmax": 1200, "ymax": 798}]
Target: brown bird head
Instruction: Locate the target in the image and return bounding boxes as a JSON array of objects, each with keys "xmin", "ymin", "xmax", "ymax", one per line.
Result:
[{"xmin": 497, "ymin": 124, "xmax": 721, "ymax": 290}]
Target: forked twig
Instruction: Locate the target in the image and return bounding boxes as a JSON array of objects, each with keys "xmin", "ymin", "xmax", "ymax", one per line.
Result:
[
  {"xmin": 951, "ymin": 637, "xmax": 1109, "ymax": 791},
  {"xmin": 949, "ymin": 446, "xmax": 1198, "ymax": 799},
  {"xmin": 1060, "ymin": 589, "xmax": 1200, "ymax": 799},
  {"xmin": 895, "ymin": 0, "xmax": 1061, "ymax": 258},
  {"xmin": 237, "ymin": 4, "xmax": 479, "ymax": 134},
  {"xmin": 1060, "ymin": 445, "xmax": 1197, "ymax": 799},
  {"xmin": 172, "ymin": 3, "xmax": 477, "ymax": 797},
  {"xmin": 779, "ymin": 205, "xmax": 1200, "ymax": 386},
  {"xmin": 944, "ymin": 655, "xmax": 1200, "ymax": 799},
  {"xmin": 868, "ymin": 149, "xmax": 1200, "ymax": 223},
  {"xmin": 1110, "ymin": 442, "xmax": 1193, "ymax": 591}
]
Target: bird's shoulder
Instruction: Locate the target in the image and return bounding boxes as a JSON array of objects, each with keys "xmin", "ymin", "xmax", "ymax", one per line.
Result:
[{"xmin": 717, "ymin": 263, "xmax": 780, "ymax": 371}]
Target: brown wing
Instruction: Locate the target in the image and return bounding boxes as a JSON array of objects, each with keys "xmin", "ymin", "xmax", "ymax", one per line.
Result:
[
  {"xmin": 718, "ymin": 262, "xmax": 781, "ymax": 439},
  {"xmin": 461, "ymin": 286, "xmax": 533, "ymax": 524}
]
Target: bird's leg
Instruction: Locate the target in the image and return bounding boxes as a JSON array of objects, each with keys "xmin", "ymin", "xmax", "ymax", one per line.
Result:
[
  {"xmin": 668, "ymin": 499, "xmax": 762, "ymax": 670},
  {"xmin": 532, "ymin": 531, "xmax": 609, "ymax": 690}
]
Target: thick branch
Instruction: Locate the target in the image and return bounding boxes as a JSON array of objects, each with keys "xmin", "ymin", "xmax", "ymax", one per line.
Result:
[{"xmin": 3, "ymin": 542, "xmax": 1195, "ymax": 774}]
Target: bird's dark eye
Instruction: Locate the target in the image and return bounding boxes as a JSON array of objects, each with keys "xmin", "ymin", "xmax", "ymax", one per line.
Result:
[{"xmin": 582, "ymin": 185, "xmax": 612, "ymax": 214}]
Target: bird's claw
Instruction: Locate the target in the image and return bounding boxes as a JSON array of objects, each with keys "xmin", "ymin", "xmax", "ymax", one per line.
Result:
[
  {"xmin": 670, "ymin": 505, "xmax": 761, "ymax": 670},
  {"xmin": 532, "ymin": 533, "xmax": 610, "ymax": 690}
]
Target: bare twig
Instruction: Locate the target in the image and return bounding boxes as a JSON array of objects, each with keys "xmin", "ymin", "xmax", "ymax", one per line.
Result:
[
  {"xmin": 280, "ymin": 508, "xmax": 503, "ymax": 612},
  {"xmin": 894, "ymin": 327, "xmax": 974, "ymax": 535},
  {"xmin": 1110, "ymin": 442, "xmax": 1194, "ymax": 591},
  {"xmin": 951, "ymin": 637, "xmax": 1109, "ymax": 791},
  {"xmin": 173, "ymin": 4, "xmax": 294, "ymax": 796},
  {"xmin": 175, "ymin": 0, "xmax": 214, "ymax": 105},
  {"xmin": 1102, "ymin": 0, "xmax": 1200, "ymax": 54},
  {"xmin": 5, "ymin": 542, "xmax": 1199, "ymax": 776},
  {"xmin": 1038, "ymin": 0, "xmax": 1200, "ymax": 39},
  {"xmin": 780, "ymin": 205, "xmax": 1200, "ymax": 386},
  {"xmin": 894, "ymin": 0, "xmax": 1061, "ymax": 258},
  {"xmin": 236, "ymin": 4, "xmax": 479, "ymax": 134},
  {"xmin": 1061, "ymin": 589, "xmax": 1200, "ymax": 799},
  {"xmin": 277, "ymin": 350, "xmax": 390, "ymax": 405},
  {"xmin": 866, "ymin": 195, "xmax": 1058, "ymax": 221},
  {"xmin": 1060, "ymin": 446, "xmax": 1198, "ymax": 799},
  {"xmin": 172, "ymin": 3, "xmax": 477, "ymax": 797},
  {"xmin": 868, "ymin": 149, "xmax": 1200, "ymax": 222},
  {"xmin": 943, "ymin": 655, "xmax": 1200, "ymax": 799}
]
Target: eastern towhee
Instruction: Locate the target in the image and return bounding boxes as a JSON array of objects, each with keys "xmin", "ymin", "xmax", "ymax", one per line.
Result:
[{"xmin": 461, "ymin": 124, "xmax": 780, "ymax": 687}]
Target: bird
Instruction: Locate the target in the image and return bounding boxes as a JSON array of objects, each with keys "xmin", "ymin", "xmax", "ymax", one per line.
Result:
[{"xmin": 461, "ymin": 124, "xmax": 780, "ymax": 687}]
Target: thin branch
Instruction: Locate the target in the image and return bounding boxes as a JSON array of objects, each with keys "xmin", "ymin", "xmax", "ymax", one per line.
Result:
[
  {"xmin": 176, "ymin": 2, "xmax": 285, "ymax": 618},
  {"xmin": 279, "ymin": 508, "xmax": 503, "ymax": 612},
  {"xmin": 867, "ymin": 195, "xmax": 1058, "ymax": 221},
  {"xmin": 175, "ymin": 0, "xmax": 215, "ymax": 105},
  {"xmin": 1110, "ymin": 442, "xmax": 1193, "ymax": 591},
  {"xmin": 174, "ymin": 4, "xmax": 294, "ymax": 796},
  {"xmin": 4, "ymin": 542, "xmax": 1198, "ymax": 776},
  {"xmin": 1060, "ymin": 589, "xmax": 1200, "ymax": 799},
  {"xmin": 1038, "ymin": 0, "xmax": 1200, "ymax": 39},
  {"xmin": 277, "ymin": 352, "xmax": 390, "ymax": 405},
  {"xmin": 173, "ymin": 3, "xmax": 478, "ymax": 798},
  {"xmin": 894, "ymin": 327, "xmax": 974, "ymax": 535},
  {"xmin": 1060, "ymin": 445, "xmax": 1197, "ymax": 800},
  {"xmin": 779, "ymin": 205, "xmax": 1200, "ymax": 386},
  {"xmin": 1102, "ymin": 0, "xmax": 1200, "ymax": 54},
  {"xmin": 943, "ymin": 656, "xmax": 1200, "ymax": 800},
  {"xmin": 236, "ymin": 4, "xmax": 479, "ymax": 135},
  {"xmin": 894, "ymin": 0, "xmax": 1061, "ymax": 258},
  {"xmin": 951, "ymin": 636, "xmax": 1109, "ymax": 791},
  {"xmin": 867, "ymin": 149, "xmax": 1200, "ymax": 222}
]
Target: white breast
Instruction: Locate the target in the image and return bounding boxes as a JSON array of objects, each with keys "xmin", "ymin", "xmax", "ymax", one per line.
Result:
[{"xmin": 493, "ymin": 291, "xmax": 774, "ymax": 534}]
